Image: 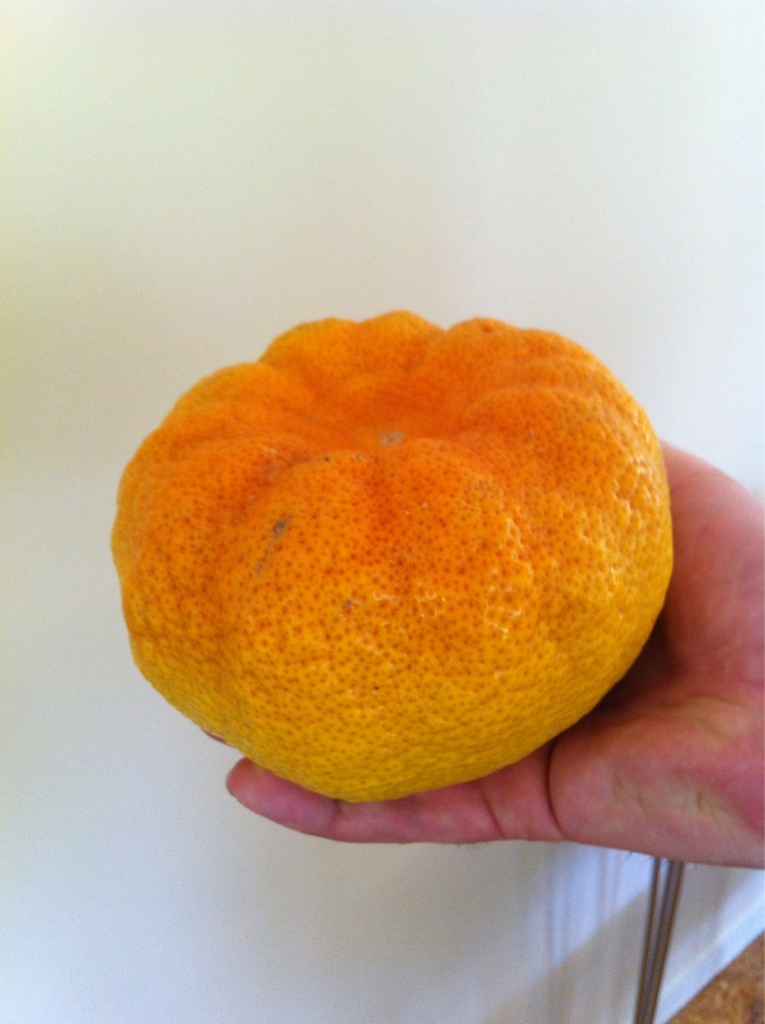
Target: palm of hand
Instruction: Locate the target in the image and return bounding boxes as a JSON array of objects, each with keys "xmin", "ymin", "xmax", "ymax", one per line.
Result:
[{"xmin": 227, "ymin": 446, "xmax": 764, "ymax": 868}]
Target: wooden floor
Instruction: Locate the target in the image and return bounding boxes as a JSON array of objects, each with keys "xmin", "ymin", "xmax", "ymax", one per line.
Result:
[{"xmin": 667, "ymin": 934, "xmax": 763, "ymax": 1024}]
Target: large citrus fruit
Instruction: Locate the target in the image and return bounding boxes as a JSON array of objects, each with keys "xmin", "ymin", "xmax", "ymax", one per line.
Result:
[{"xmin": 112, "ymin": 312, "xmax": 672, "ymax": 801}]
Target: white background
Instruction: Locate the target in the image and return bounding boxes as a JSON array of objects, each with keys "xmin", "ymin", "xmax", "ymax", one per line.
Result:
[{"xmin": 2, "ymin": 3, "xmax": 763, "ymax": 1023}]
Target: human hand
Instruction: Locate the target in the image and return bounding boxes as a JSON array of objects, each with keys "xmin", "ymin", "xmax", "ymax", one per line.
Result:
[{"xmin": 226, "ymin": 445, "xmax": 764, "ymax": 868}]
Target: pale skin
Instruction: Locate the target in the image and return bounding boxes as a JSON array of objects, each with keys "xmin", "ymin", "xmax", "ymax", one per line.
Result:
[{"xmin": 226, "ymin": 445, "xmax": 764, "ymax": 868}]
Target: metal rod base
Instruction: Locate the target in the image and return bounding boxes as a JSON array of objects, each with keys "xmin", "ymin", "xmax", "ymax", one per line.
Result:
[{"xmin": 633, "ymin": 857, "xmax": 685, "ymax": 1024}]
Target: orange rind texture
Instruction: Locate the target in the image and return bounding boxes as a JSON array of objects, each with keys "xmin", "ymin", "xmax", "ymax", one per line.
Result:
[{"xmin": 112, "ymin": 312, "xmax": 673, "ymax": 801}]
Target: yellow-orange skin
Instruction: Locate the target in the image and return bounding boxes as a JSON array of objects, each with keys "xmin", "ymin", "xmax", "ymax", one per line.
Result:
[{"xmin": 112, "ymin": 312, "xmax": 673, "ymax": 801}]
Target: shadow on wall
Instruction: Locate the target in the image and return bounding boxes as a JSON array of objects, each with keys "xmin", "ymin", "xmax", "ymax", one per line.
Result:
[
  {"xmin": 231, "ymin": 832, "xmax": 567, "ymax": 1018},
  {"xmin": 226, "ymin": 822, "xmax": 646, "ymax": 1023},
  {"xmin": 485, "ymin": 881, "xmax": 647, "ymax": 1024}
]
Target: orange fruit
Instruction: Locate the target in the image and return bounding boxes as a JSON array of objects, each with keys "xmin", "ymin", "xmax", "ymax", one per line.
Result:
[{"xmin": 112, "ymin": 312, "xmax": 672, "ymax": 801}]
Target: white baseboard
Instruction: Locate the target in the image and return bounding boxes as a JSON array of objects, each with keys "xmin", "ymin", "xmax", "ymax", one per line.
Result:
[{"xmin": 657, "ymin": 886, "xmax": 764, "ymax": 1024}]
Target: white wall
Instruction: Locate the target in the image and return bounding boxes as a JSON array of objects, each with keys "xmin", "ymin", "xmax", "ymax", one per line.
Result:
[{"xmin": 2, "ymin": 4, "xmax": 762, "ymax": 1023}]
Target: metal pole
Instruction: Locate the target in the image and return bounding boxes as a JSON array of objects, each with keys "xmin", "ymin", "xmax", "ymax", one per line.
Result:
[{"xmin": 633, "ymin": 857, "xmax": 685, "ymax": 1024}]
